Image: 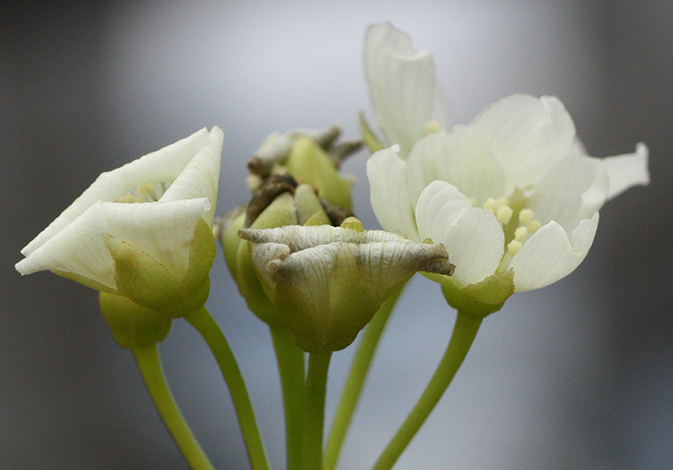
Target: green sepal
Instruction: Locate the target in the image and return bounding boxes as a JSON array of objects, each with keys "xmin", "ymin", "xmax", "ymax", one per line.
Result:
[
  {"xmin": 424, "ymin": 269, "xmax": 515, "ymax": 318},
  {"xmin": 106, "ymin": 218, "xmax": 215, "ymax": 318},
  {"xmin": 273, "ymin": 243, "xmax": 381, "ymax": 353},
  {"xmin": 232, "ymin": 194, "xmax": 299, "ymax": 326},
  {"xmin": 221, "ymin": 208, "xmax": 246, "ymax": 281},
  {"xmin": 99, "ymin": 291, "xmax": 172, "ymax": 349},
  {"xmin": 285, "ymin": 136, "xmax": 353, "ymax": 210},
  {"xmin": 359, "ymin": 112, "xmax": 385, "ymax": 153}
]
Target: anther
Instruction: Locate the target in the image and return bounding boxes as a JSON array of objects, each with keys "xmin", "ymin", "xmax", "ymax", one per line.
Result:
[
  {"xmin": 483, "ymin": 198, "xmax": 498, "ymax": 213},
  {"xmin": 507, "ymin": 240, "xmax": 522, "ymax": 255},
  {"xmin": 425, "ymin": 120, "xmax": 441, "ymax": 134},
  {"xmin": 527, "ymin": 220, "xmax": 541, "ymax": 233},
  {"xmin": 514, "ymin": 226, "xmax": 528, "ymax": 242},
  {"xmin": 519, "ymin": 209, "xmax": 534, "ymax": 224},
  {"xmin": 496, "ymin": 205, "xmax": 513, "ymax": 224}
]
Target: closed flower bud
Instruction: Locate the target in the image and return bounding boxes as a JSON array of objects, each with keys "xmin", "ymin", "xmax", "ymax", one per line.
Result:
[
  {"xmin": 99, "ymin": 292, "xmax": 172, "ymax": 349},
  {"xmin": 215, "ymin": 179, "xmax": 333, "ymax": 326},
  {"xmin": 248, "ymin": 127, "xmax": 358, "ymax": 209},
  {"xmin": 239, "ymin": 219, "xmax": 455, "ymax": 352}
]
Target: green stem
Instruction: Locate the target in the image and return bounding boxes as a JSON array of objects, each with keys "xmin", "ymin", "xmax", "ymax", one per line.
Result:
[
  {"xmin": 270, "ymin": 326, "xmax": 306, "ymax": 470},
  {"xmin": 372, "ymin": 311, "xmax": 482, "ymax": 470},
  {"xmin": 303, "ymin": 351, "xmax": 333, "ymax": 470},
  {"xmin": 324, "ymin": 286, "xmax": 404, "ymax": 470},
  {"xmin": 132, "ymin": 345, "xmax": 215, "ymax": 470},
  {"xmin": 183, "ymin": 307, "xmax": 270, "ymax": 470}
]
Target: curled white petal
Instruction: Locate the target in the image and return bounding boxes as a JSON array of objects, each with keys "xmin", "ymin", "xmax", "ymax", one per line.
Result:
[
  {"xmin": 21, "ymin": 128, "xmax": 213, "ymax": 257},
  {"xmin": 17, "ymin": 128, "xmax": 223, "ymax": 294},
  {"xmin": 415, "ymin": 181, "xmax": 504, "ymax": 286},
  {"xmin": 161, "ymin": 127, "xmax": 224, "ymax": 227},
  {"xmin": 365, "ymin": 23, "xmax": 448, "ymax": 157},
  {"xmin": 510, "ymin": 212, "xmax": 599, "ymax": 292},
  {"xmin": 531, "ymin": 152, "xmax": 609, "ymax": 233},
  {"xmin": 243, "ymin": 224, "xmax": 454, "ymax": 300},
  {"xmin": 600, "ymin": 142, "xmax": 650, "ymax": 200},
  {"xmin": 16, "ymin": 199, "xmax": 210, "ymax": 290},
  {"xmin": 239, "ymin": 224, "xmax": 410, "ymax": 250},
  {"xmin": 366, "ymin": 145, "xmax": 419, "ymax": 240}
]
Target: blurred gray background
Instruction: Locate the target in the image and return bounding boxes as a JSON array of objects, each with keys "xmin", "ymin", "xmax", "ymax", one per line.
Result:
[{"xmin": 1, "ymin": 1, "xmax": 670, "ymax": 469}]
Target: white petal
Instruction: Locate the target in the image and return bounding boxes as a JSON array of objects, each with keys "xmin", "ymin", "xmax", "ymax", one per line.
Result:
[
  {"xmin": 364, "ymin": 23, "xmax": 447, "ymax": 157},
  {"xmin": 16, "ymin": 199, "xmax": 210, "ymax": 290},
  {"xmin": 415, "ymin": 181, "xmax": 504, "ymax": 286},
  {"xmin": 530, "ymin": 152, "xmax": 608, "ymax": 233},
  {"xmin": 600, "ymin": 142, "xmax": 650, "ymax": 200},
  {"xmin": 510, "ymin": 212, "xmax": 599, "ymax": 292},
  {"xmin": 21, "ymin": 128, "xmax": 211, "ymax": 257},
  {"xmin": 367, "ymin": 145, "xmax": 420, "ymax": 240},
  {"xmin": 161, "ymin": 126, "xmax": 224, "ymax": 227},
  {"xmin": 470, "ymin": 94, "xmax": 575, "ymax": 189},
  {"xmin": 406, "ymin": 128, "xmax": 507, "ymax": 206}
]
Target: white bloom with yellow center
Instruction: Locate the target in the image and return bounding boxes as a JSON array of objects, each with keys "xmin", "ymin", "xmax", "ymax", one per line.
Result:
[
  {"xmin": 16, "ymin": 127, "xmax": 223, "ymax": 313},
  {"xmin": 365, "ymin": 22, "xmax": 450, "ymax": 157},
  {"xmin": 367, "ymin": 94, "xmax": 649, "ymax": 294}
]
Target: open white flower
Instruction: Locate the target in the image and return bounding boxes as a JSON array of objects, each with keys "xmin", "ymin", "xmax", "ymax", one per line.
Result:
[
  {"xmin": 368, "ymin": 94, "xmax": 649, "ymax": 312},
  {"xmin": 239, "ymin": 220, "xmax": 454, "ymax": 351},
  {"xmin": 364, "ymin": 22, "xmax": 450, "ymax": 157},
  {"xmin": 16, "ymin": 127, "xmax": 223, "ymax": 316}
]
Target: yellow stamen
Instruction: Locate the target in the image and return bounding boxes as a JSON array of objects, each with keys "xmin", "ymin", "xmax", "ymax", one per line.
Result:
[
  {"xmin": 117, "ymin": 195, "xmax": 144, "ymax": 204},
  {"xmin": 425, "ymin": 120, "xmax": 441, "ymax": 134},
  {"xmin": 496, "ymin": 205, "xmax": 513, "ymax": 224},
  {"xmin": 483, "ymin": 198, "xmax": 498, "ymax": 213},
  {"xmin": 519, "ymin": 208, "xmax": 534, "ymax": 224},
  {"xmin": 527, "ymin": 220, "xmax": 541, "ymax": 233},
  {"xmin": 138, "ymin": 183, "xmax": 155, "ymax": 198},
  {"xmin": 514, "ymin": 226, "xmax": 528, "ymax": 242},
  {"xmin": 507, "ymin": 240, "xmax": 522, "ymax": 255}
]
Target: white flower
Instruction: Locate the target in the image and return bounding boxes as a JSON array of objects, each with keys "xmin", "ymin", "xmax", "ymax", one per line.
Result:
[
  {"xmin": 239, "ymin": 220, "xmax": 454, "ymax": 351},
  {"xmin": 364, "ymin": 22, "xmax": 450, "ymax": 157},
  {"xmin": 16, "ymin": 127, "xmax": 223, "ymax": 315},
  {"xmin": 368, "ymin": 94, "xmax": 649, "ymax": 302}
]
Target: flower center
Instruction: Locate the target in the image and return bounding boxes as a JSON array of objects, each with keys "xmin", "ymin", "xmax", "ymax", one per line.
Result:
[
  {"xmin": 471, "ymin": 189, "xmax": 541, "ymax": 272},
  {"xmin": 117, "ymin": 182, "xmax": 171, "ymax": 203}
]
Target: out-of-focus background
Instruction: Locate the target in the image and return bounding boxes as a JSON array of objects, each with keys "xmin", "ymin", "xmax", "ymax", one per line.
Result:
[{"xmin": 2, "ymin": 1, "xmax": 670, "ymax": 469}]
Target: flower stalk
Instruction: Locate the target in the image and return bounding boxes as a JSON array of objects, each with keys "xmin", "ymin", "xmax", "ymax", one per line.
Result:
[
  {"xmin": 324, "ymin": 284, "xmax": 405, "ymax": 470},
  {"xmin": 270, "ymin": 325, "xmax": 306, "ymax": 470},
  {"xmin": 372, "ymin": 311, "xmax": 482, "ymax": 470},
  {"xmin": 303, "ymin": 350, "xmax": 333, "ymax": 470},
  {"xmin": 133, "ymin": 344, "xmax": 215, "ymax": 470},
  {"xmin": 183, "ymin": 307, "xmax": 270, "ymax": 470}
]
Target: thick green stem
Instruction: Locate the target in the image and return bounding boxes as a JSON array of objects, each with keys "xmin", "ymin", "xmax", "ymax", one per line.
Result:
[
  {"xmin": 132, "ymin": 345, "xmax": 214, "ymax": 470},
  {"xmin": 324, "ymin": 286, "xmax": 404, "ymax": 470},
  {"xmin": 183, "ymin": 307, "xmax": 270, "ymax": 470},
  {"xmin": 270, "ymin": 326, "xmax": 306, "ymax": 470},
  {"xmin": 372, "ymin": 311, "xmax": 482, "ymax": 470},
  {"xmin": 303, "ymin": 351, "xmax": 333, "ymax": 470}
]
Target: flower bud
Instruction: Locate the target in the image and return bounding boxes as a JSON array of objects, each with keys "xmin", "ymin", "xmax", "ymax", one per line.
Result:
[
  {"xmin": 99, "ymin": 292, "xmax": 172, "ymax": 349},
  {"xmin": 215, "ymin": 178, "xmax": 333, "ymax": 326},
  {"xmin": 239, "ymin": 219, "xmax": 455, "ymax": 352},
  {"xmin": 248, "ymin": 127, "xmax": 358, "ymax": 209}
]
